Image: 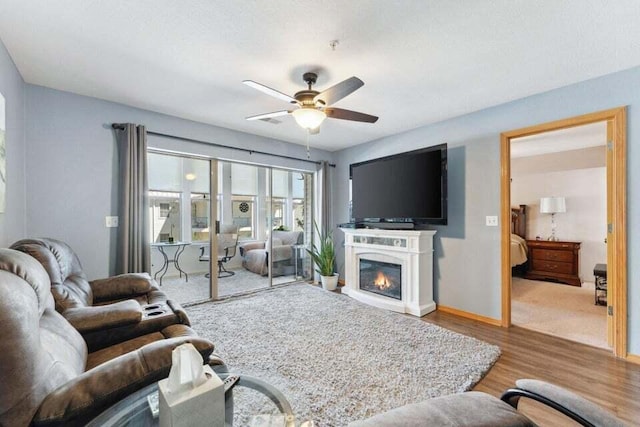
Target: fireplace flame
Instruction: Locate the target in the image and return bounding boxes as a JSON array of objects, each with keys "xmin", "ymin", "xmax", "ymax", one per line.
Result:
[{"xmin": 373, "ymin": 271, "xmax": 393, "ymax": 290}]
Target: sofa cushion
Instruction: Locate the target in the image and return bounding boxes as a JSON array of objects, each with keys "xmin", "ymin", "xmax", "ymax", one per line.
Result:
[
  {"xmin": 272, "ymin": 230, "xmax": 302, "ymax": 246},
  {"xmin": 89, "ymin": 273, "xmax": 154, "ymax": 302},
  {"xmin": 85, "ymin": 325, "xmax": 209, "ymax": 370},
  {"xmin": 11, "ymin": 238, "xmax": 94, "ymax": 310}
]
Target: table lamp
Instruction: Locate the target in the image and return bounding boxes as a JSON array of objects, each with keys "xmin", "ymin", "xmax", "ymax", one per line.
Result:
[{"xmin": 540, "ymin": 196, "xmax": 566, "ymax": 241}]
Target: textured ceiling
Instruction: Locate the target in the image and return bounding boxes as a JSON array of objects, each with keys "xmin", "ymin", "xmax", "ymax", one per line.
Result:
[{"xmin": 1, "ymin": 0, "xmax": 639, "ymax": 151}]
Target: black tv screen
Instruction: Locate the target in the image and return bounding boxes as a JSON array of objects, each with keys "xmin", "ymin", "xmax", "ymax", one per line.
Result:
[{"xmin": 350, "ymin": 144, "xmax": 447, "ymax": 225}]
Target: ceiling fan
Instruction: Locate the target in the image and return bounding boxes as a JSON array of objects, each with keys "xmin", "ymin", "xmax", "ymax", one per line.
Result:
[{"xmin": 243, "ymin": 72, "xmax": 378, "ymax": 134}]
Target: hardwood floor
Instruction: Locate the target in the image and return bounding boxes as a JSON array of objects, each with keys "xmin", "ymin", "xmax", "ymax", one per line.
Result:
[{"xmin": 422, "ymin": 310, "xmax": 640, "ymax": 426}]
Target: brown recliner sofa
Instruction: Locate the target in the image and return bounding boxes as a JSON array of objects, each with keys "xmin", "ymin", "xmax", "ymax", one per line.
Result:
[
  {"xmin": 0, "ymin": 248, "xmax": 224, "ymax": 427},
  {"xmin": 11, "ymin": 238, "xmax": 190, "ymax": 351}
]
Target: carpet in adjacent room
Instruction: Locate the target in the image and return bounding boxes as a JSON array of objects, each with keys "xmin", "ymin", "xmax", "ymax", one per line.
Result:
[
  {"xmin": 187, "ymin": 283, "xmax": 501, "ymax": 426},
  {"xmin": 512, "ymin": 277, "xmax": 608, "ymax": 349}
]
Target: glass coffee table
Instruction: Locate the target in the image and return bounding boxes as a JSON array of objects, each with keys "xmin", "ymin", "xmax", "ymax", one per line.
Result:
[{"xmin": 87, "ymin": 373, "xmax": 295, "ymax": 426}]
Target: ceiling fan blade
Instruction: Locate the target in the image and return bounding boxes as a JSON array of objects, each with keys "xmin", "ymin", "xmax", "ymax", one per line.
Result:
[
  {"xmin": 243, "ymin": 80, "xmax": 298, "ymax": 104},
  {"xmin": 325, "ymin": 108, "xmax": 378, "ymax": 123},
  {"xmin": 246, "ymin": 110, "xmax": 291, "ymax": 121},
  {"xmin": 314, "ymin": 76, "xmax": 364, "ymax": 106},
  {"xmin": 309, "ymin": 127, "xmax": 320, "ymax": 135}
]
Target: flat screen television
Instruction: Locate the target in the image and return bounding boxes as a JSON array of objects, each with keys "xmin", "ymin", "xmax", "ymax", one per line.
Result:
[{"xmin": 349, "ymin": 144, "xmax": 447, "ymax": 225}]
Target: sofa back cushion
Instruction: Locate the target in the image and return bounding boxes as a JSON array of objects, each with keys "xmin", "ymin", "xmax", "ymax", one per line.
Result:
[
  {"xmin": 272, "ymin": 230, "xmax": 302, "ymax": 246},
  {"xmin": 11, "ymin": 238, "xmax": 94, "ymax": 311},
  {"xmin": 0, "ymin": 249, "xmax": 86, "ymax": 426}
]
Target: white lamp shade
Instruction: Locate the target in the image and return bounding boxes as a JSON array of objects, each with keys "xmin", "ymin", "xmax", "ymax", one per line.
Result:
[
  {"xmin": 292, "ymin": 108, "xmax": 326, "ymax": 130},
  {"xmin": 540, "ymin": 197, "xmax": 566, "ymax": 214}
]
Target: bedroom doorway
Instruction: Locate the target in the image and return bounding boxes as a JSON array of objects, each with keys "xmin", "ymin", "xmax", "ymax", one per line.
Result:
[
  {"xmin": 500, "ymin": 107, "xmax": 628, "ymax": 358},
  {"xmin": 508, "ymin": 123, "xmax": 608, "ymax": 349}
]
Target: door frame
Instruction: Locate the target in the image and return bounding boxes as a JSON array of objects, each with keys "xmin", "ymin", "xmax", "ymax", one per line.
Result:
[{"xmin": 500, "ymin": 107, "xmax": 627, "ymax": 358}]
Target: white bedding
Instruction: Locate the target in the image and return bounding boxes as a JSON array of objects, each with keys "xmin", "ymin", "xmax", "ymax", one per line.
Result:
[{"xmin": 511, "ymin": 234, "xmax": 528, "ymax": 267}]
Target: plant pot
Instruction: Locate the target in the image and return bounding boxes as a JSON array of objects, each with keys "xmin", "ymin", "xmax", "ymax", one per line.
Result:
[{"xmin": 320, "ymin": 273, "xmax": 339, "ymax": 291}]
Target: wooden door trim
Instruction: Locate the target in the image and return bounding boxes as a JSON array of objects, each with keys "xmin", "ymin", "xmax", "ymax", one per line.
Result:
[{"xmin": 500, "ymin": 107, "xmax": 628, "ymax": 358}]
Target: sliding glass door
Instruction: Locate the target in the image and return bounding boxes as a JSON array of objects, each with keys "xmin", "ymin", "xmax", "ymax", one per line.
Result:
[
  {"xmin": 216, "ymin": 163, "xmax": 314, "ymax": 296},
  {"xmin": 148, "ymin": 151, "xmax": 314, "ymax": 302},
  {"xmin": 148, "ymin": 153, "xmax": 212, "ymax": 304},
  {"xmin": 268, "ymin": 168, "xmax": 314, "ymax": 286}
]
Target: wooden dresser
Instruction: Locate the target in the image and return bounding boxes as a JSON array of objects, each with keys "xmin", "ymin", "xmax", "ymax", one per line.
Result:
[{"xmin": 525, "ymin": 240, "xmax": 581, "ymax": 286}]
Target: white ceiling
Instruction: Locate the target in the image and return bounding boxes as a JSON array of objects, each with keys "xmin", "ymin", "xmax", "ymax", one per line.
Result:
[
  {"xmin": 511, "ymin": 121, "xmax": 607, "ymax": 158},
  {"xmin": 1, "ymin": 1, "xmax": 639, "ymax": 152}
]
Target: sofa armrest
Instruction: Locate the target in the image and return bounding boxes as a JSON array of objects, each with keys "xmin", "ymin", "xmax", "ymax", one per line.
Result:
[
  {"xmin": 33, "ymin": 336, "xmax": 215, "ymax": 427},
  {"xmin": 89, "ymin": 273, "xmax": 154, "ymax": 302},
  {"xmin": 501, "ymin": 379, "xmax": 625, "ymax": 427},
  {"xmin": 239, "ymin": 241, "xmax": 265, "ymax": 256},
  {"xmin": 63, "ymin": 300, "xmax": 142, "ymax": 333}
]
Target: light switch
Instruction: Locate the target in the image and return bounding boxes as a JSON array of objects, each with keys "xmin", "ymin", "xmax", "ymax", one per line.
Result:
[
  {"xmin": 486, "ymin": 216, "xmax": 498, "ymax": 226},
  {"xmin": 105, "ymin": 216, "xmax": 119, "ymax": 227}
]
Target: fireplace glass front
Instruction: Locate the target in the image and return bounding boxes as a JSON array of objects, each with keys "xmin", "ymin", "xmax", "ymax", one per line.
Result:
[{"xmin": 359, "ymin": 259, "xmax": 402, "ymax": 300}]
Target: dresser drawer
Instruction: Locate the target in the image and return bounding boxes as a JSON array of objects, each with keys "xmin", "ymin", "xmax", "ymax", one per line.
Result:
[
  {"xmin": 525, "ymin": 240, "xmax": 581, "ymax": 286},
  {"xmin": 531, "ymin": 259, "xmax": 574, "ymax": 275},
  {"xmin": 531, "ymin": 248, "xmax": 574, "ymax": 263}
]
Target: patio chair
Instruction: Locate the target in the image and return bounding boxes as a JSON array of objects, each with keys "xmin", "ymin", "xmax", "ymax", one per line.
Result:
[{"xmin": 199, "ymin": 223, "xmax": 239, "ymax": 278}]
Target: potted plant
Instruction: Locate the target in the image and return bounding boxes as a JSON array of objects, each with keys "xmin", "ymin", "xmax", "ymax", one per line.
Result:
[{"xmin": 306, "ymin": 221, "xmax": 338, "ymax": 291}]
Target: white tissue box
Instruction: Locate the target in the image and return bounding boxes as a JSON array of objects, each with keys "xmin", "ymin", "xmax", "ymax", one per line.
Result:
[{"xmin": 158, "ymin": 364, "xmax": 225, "ymax": 427}]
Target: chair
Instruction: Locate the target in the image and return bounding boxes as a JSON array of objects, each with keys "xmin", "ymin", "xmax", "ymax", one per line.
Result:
[
  {"xmin": 199, "ymin": 223, "xmax": 239, "ymax": 278},
  {"xmin": 10, "ymin": 237, "xmax": 190, "ymax": 351},
  {"xmin": 0, "ymin": 248, "xmax": 224, "ymax": 427},
  {"xmin": 239, "ymin": 230, "xmax": 303, "ymax": 276},
  {"xmin": 349, "ymin": 379, "xmax": 625, "ymax": 427},
  {"xmin": 593, "ymin": 263, "xmax": 607, "ymax": 305}
]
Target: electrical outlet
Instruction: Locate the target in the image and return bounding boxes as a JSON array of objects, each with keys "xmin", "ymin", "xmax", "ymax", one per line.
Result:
[
  {"xmin": 105, "ymin": 216, "xmax": 119, "ymax": 228},
  {"xmin": 486, "ymin": 216, "xmax": 498, "ymax": 226}
]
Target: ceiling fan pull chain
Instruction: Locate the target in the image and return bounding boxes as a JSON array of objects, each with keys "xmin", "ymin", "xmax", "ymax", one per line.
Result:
[{"xmin": 306, "ymin": 131, "xmax": 310, "ymax": 159}]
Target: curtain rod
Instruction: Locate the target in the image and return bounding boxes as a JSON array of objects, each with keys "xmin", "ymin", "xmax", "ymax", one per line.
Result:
[{"xmin": 111, "ymin": 124, "xmax": 335, "ymax": 167}]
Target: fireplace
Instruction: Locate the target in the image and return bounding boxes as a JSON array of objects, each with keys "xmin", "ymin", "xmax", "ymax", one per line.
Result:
[
  {"xmin": 359, "ymin": 259, "xmax": 402, "ymax": 300},
  {"xmin": 341, "ymin": 228, "xmax": 436, "ymax": 317}
]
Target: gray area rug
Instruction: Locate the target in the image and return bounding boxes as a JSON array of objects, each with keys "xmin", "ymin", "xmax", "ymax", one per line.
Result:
[{"xmin": 187, "ymin": 284, "xmax": 500, "ymax": 426}]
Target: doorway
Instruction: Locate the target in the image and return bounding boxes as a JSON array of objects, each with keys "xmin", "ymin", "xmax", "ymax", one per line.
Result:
[
  {"xmin": 500, "ymin": 107, "xmax": 627, "ymax": 358},
  {"xmin": 508, "ymin": 122, "xmax": 608, "ymax": 348}
]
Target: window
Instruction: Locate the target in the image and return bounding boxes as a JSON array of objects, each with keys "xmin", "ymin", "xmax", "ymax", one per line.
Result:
[
  {"xmin": 148, "ymin": 154, "xmax": 210, "ymax": 244},
  {"xmin": 232, "ymin": 197, "xmax": 254, "ymax": 239},
  {"xmin": 292, "ymin": 199, "xmax": 305, "ymax": 231},
  {"xmin": 191, "ymin": 193, "xmax": 210, "ymax": 242},
  {"xmin": 269, "ymin": 198, "xmax": 285, "ymax": 229},
  {"xmin": 149, "ymin": 191, "xmax": 181, "ymax": 242},
  {"xmin": 159, "ymin": 203, "xmax": 170, "ymax": 218}
]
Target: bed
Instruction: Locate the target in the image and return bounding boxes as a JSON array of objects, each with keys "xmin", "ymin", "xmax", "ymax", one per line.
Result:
[{"xmin": 511, "ymin": 205, "xmax": 528, "ymax": 268}]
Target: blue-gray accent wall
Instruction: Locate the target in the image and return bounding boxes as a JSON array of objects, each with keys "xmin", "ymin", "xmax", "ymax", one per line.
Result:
[{"xmin": 331, "ymin": 66, "xmax": 639, "ymax": 355}]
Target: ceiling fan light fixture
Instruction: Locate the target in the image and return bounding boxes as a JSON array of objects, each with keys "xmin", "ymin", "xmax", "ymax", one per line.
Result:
[{"xmin": 292, "ymin": 108, "xmax": 326, "ymax": 130}]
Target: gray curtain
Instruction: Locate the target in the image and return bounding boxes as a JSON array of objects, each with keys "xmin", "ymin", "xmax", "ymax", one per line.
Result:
[
  {"xmin": 319, "ymin": 160, "xmax": 331, "ymax": 234},
  {"xmin": 114, "ymin": 123, "xmax": 151, "ymax": 274}
]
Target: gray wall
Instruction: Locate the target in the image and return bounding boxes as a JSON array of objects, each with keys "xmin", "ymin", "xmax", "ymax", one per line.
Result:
[
  {"xmin": 332, "ymin": 66, "xmax": 640, "ymax": 355},
  {"xmin": 0, "ymin": 37, "xmax": 26, "ymax": 246},
  {"xmin": 24, "ymin": 85, "xmax": 332, "ymax": 280}
]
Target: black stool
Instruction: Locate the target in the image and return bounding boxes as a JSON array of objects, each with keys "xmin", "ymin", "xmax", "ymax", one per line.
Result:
[{"xmin": 593, "ymin": 263, "xmax": 607, "ymax": 306}]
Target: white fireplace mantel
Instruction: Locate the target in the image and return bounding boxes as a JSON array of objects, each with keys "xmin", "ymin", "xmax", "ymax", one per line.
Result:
[{"xmin": 341, "ymin": 227, "xmax": 436, "ymax": 317}]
